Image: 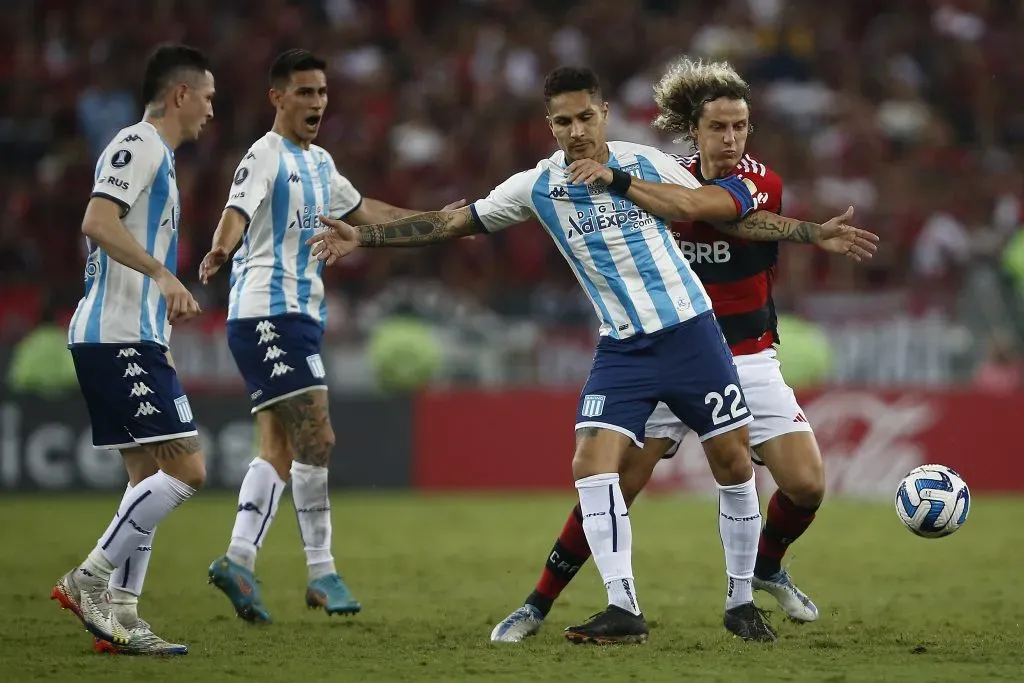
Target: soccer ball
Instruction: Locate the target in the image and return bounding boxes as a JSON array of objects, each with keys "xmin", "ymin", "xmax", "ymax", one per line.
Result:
[{"xmin": 894, "ymin": 464, "xmax": 970, "ymax": 538}]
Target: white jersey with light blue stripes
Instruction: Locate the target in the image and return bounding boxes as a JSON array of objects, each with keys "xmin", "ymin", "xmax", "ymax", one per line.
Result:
[
  {"xmin": 471, "ymin": 140, "xmax": 712, "ymax": 339},
  {"xmin": 69, "ymin": 121, "xmax": 181, "ymax": 348},
  {"xmin": 225, "ymin": 132, "xmax": 362, "ymax": 326}
]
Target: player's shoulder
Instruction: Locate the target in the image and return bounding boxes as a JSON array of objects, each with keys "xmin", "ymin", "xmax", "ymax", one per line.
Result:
[
  {"xmin": 243, "ymin": 132, "xmax": 286, "ymax": 163},
  {"xmin": 308, "ymin": 143, "xmax": 339, "ymax": 172},
  {"xmin": 735, "ymin": 153, "xmax": 781, "ymax": 185},
  {"xmin": 101, "ymin": 121, "xmax": 163, "ymax": 161},
  {"xmin": 607, "ymin": 140, "xmax": 673, "ymax": 163}
]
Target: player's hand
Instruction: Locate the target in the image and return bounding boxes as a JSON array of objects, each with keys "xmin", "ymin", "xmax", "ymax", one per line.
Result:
[
  {"xmin": 155, "ymin": 269, "xmax": 201, "ymax": 324},
  {"xmin": 441, "ymin": 198, "xmax": 467, "ymax": 212},
  {"xmin": 199, "ymin": 246, "xmax": 230, "ymax": 285},
  {"xmin": 565, "ymin": 159, "xmax": 613, "ymax": 187},
  {"xmin": 815, "ymin": 206, "xmax": 879, "ymax": 262},
  {"xmin": 309, "ymin": 215, "xmax": 359, "ymax": 266}
]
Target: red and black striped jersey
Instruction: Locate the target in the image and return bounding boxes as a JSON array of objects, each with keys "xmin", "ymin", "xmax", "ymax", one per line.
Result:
[{"xmin": 670, "ymin": 152, "xmax": 783, "ymax": 356}]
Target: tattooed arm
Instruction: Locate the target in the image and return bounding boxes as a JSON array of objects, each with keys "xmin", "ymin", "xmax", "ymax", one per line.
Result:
[
  {"xmin": 715, "ymin": 211, "xmax": 821, "ymax": 242},
  {"xmin": 718, "ymin": 206, "xmax": 880, "ymax": 261},
  {"xmin": 354, "ymin": 206, "xmax": 482, "ymax": 247},
  {"xmin": 310, "ymin": 206, "xmax": 485, "ymax": 264},
  {"xmin": 346, "ymin": 197, "xmax": 467, "ymax": 225}
]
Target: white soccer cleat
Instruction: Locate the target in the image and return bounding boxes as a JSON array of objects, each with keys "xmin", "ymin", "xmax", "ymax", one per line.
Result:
[
  {"xmin": 753, "ymin": 568, "xmax": 819, "ymax": 622},
  {"xmin": 490, "ymin": 605, "xmax": 545, "ymax": 642},
  {"xmin": 51, "ymin": 570, "xmax": 130, "ymax": 646},
  {"xmin": 94, "ymin": 619, "xmax": 188, "ymax": 655}
]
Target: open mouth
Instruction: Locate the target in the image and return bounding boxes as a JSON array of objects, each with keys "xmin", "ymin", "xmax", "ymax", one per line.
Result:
[{"xmin": 305, "ymin": 115, "xmax": 322, "ymax": 126}]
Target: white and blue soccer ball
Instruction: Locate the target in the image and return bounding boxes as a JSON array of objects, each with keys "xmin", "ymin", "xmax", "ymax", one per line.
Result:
[{"xmin": 895, "ymin": 464, "xmax": 970, "ymax": 538}]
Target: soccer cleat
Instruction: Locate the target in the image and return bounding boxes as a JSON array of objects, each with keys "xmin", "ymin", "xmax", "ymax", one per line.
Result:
[
  {"xmin": 305, "ymin": 573, "xmax": 361, "ymax": 616},
  {"xmin": 724, "ymin": 602, "xmax": 777, "ymax": 642},
  {"xmin": 208, "ymin": 555, "xmax": 272, "ymax": 623},
  {"xmin": 93, "ymin": 620, "xmax": 188, "ymax": 655},
  {"xmin": 51, "ymin": 570, "xmax": 130, "ymax": 646},
  {"xmin": 490, "ymin": 605, "xmax": 545, "ymax": 642},
  {"xmin": 564, "ymin": 605, "xmax": 648, "ymax": 645},
  {"xmin": 753, "ymin": 568, "xmax": 819, "ymax": 622}
]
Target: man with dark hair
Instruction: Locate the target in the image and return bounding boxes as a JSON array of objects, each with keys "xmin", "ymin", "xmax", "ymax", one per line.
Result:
[
  {"xmin": 52, "ymin": 43, "xmax": 215, "ymax": 655},
  {"xmin": 489, "ymin": 57, "xmax": 866, "ymax": 643},
  {"xmin": 308, "ymin": 65, "xmax": 875, "ymax": 644},
  {"xmin": 201, "ymin": 49, "xmax": 463, "ymax": 624}
]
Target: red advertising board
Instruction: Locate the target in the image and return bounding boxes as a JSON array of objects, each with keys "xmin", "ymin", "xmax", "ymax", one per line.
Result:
[{"xmin": 413, "ymin": 388, "xmax": 1024, "ymax": 495}]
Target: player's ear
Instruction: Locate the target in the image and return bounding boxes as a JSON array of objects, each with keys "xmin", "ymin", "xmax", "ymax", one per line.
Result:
[
  {"xmin": 268, "ymin": 88, "xmax": 282, "ymax": 109},
  {"xmin": 172, "ymin": 83, "xmax": 189, "ymax": 109}
]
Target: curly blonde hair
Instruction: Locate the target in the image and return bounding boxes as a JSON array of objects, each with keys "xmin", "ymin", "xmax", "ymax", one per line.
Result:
[{"xmin": 652, "ymin": 57, "xmax": 751, "ymax": 142}]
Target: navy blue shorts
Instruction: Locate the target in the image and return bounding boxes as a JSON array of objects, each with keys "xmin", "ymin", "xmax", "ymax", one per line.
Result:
[
  {"xmin": 226, "ymin": 313, "xmax": 327, "ymax": 413},
  {"xmin": 70, "ymin": 343, "xmax": 198, "ymax": 450},
  {"xmin": 576, "ymin": 312, "xmax": 753, "ymax": 445}
]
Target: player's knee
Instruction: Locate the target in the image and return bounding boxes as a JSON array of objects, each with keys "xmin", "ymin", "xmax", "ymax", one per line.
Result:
[
  {"xmin": 703, "ymin": 428, "xmax": 753, "ymax": 485},
  {"xmin": 260, "ymin": 450, "xmax": 294, "ymax": 481},
  {"xmin": 783, "ymin": 468, "xmax": 826, "ymax": 509},
  {"xmin": 167, "ymin": 454, "xmax": 206, "ymax": 489}
]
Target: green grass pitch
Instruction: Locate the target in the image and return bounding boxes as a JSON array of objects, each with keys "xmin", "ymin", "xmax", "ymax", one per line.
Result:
[{"xmin": 2, "ymin": 492, "xmax": 1021, "ymax": 682}]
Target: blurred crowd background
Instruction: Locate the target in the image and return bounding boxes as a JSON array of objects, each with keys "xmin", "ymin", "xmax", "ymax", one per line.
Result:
[{"xmin": 3, "ymin": 0, "xmax": 1024, "ymax": 394}]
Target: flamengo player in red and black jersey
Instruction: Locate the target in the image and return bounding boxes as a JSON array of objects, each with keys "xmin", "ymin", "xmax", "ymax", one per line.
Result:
[{"xmin": 491, "ymin": 57, "xmax": 879, "ymax": 643}]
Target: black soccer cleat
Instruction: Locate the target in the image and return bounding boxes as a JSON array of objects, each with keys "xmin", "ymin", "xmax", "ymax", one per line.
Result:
[
  {"xmin": 564, "ymin": 605, "xmax": 649, "ymax": 644},
  {"xmin": 724, "ymin": 602, "xmax": 777, "ymax": 642}
]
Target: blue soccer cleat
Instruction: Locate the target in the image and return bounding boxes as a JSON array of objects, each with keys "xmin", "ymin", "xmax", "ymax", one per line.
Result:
[
  {"xmin": 490, "ymin": 604, "xmax": 545, "ymax": 642},
  {"xmin": 208, "ymin": 555, "xmax": 272, "ymax": 624},
  {"xmin": 305, "ymin": 573, "xmax": 361, "ymax": 616}
]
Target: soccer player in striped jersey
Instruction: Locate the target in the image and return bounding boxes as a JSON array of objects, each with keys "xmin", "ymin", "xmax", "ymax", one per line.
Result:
[
  {"xmin": 308, "ymin": 67, "xmax": 873, "ymax": 644},
  {"xmin": 199, "ymin": 49, "xmax": 463, "ymax": 623},
  {"xmin": 489, "ymin": 59, "xmax": 878, "ymax": 642},
  {"xmin": 52, "ymin": 44, "xmax": 215, "ymax": 655}
]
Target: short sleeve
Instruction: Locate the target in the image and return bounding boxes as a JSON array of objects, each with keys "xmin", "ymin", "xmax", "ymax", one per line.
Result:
[
  {"xmin": 91, "ymin": 134, "xmax": 163, "ymax": 214},
  {"xmin": 225, "ymin": 149, "xmax": 274, "ymax": 223},
  {"xmin": 470, "ymin": 170, "xmax": 536, "ymax": 233},
  {"xmin": 329, "ymin": 170, "xmax": 363, "ymax": 219}
]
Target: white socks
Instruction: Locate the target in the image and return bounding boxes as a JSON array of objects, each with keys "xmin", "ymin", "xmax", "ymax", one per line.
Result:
[
  {"xmin": 576, "ymin": 473, "xmax": 640, "ymax": 615},
  {"xmin": 227, "ymin": 458, "xmax": 286, "ymax": 572},
  {"xmin": 107, "ymin": 483, "xmax": 156, "ymax": 628},
  {"xmin": 718, "ymin": 472, "xmax": 761, "ymax": 609},
  {"xmin": 291, "ymin": 461, "xmax": 335, "ymax": 580},
  {"xmin": 83, "ymin": 471, "xmax": 194, "ymax": 582}
]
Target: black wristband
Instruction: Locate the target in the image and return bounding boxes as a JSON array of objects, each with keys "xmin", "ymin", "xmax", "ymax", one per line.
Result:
[{"xmin": 607, "ymin": 168, "xmax": 632, "ymax": 194}]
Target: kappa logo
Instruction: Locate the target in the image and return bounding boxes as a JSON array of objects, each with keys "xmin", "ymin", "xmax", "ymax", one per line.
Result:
[
  {"xmin": 119, "ymin": 134, "xmax": 143, "ymax": 143},
  {"xmin": 129, "ymin": 382, "xmax": 154, "ymax": 398},
  {"xmin": 580, "ymin": 394, "xmax": 606, "ymax": 418},
  {"xmin": 123, "ymin": 363, "xmax": 148, "ymax": 378},
  {"xmin": 134, "ymin": 402, "xmax": 160, "ymax": 417},
  {"xmin": 270, "ymin": 362, "xmax": 294, "ymax": 378},
  {"xmin": 549, "ymin": 186, "xmax": 568, "ymax": 199},
  {"xmin": 287, "ymin": 172, "xmax": 301, "ymax": 183},
  {"xmin": 263, "ymin": 345, "xmax": 287, "ymax": 362},
  {"xmin": 255, "ymin": 320, "xmax": 280, "ymax": 345},
  {"xmin": 117, "ymin": 348, "xmax": 141, "ymax": 359}
]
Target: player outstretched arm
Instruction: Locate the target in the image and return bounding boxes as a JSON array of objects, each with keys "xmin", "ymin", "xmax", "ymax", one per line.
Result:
[
  {"xmin": 565, "ymin": 158, "xmax": 878, "ymax": 262},
  {"xmin": 713, "ymin": 206, "xmax": 877, "ymax": 261},
  {"xmin": 310, "ymin": 206, "xmax": 484, "ymax": 265},
  {"xmin": 345, "ymin": 198, "xmax": 466, "ymax": 225}
]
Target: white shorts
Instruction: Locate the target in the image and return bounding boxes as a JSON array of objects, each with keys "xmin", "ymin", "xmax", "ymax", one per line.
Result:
[{"xmin": 645, "ymin": 348, "xmax": 811, "ymax": 462}]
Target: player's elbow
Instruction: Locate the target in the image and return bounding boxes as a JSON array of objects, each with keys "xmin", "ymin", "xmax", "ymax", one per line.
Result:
[{"xmin": 80, "ymin": 218, "xmax": 104, "ymax": 241}]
